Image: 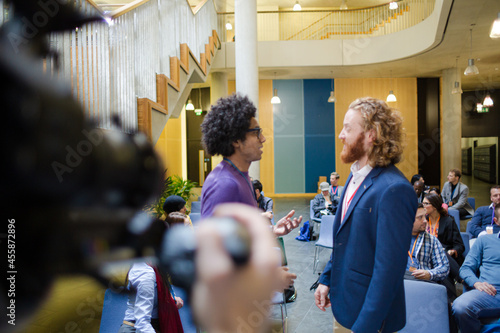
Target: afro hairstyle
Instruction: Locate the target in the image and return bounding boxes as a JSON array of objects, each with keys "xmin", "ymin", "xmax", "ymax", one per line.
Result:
[{"xmin": 201, "ymin": 93, "xmax": 256, "ymax": 157}]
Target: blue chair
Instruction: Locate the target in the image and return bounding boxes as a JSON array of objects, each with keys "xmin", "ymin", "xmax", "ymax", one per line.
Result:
[
  {"xmin": 190, "ymin": 212, "xmax": 201, "ymax": 225},
  {"xmin": 191, "ymin": 201, "xmax": 201, "ymax": 214},
  {"xmin": 312, "ymin": 215, "xmax": 334, "ymax": 273},
  {"xmin": 309, "ymin": 199, "xmax": 321, "ymax": 223},
  {"xmin": 448, "ymin": 209, "xmax": 460, "ymax": 230},
  {"xmin": 464, "ymin": 197, "xmax": 475, "ymax": 219},
  {"xmin": 99, "ymin": 289, "xmax": 128, "ymax": 332},
  {"xmin": 400, "ymin": 280, "xmax": 449, "ymax": 333},
  {"xmin": 461, "ymin": 232, "xmax": 470, "ymax": 257}
]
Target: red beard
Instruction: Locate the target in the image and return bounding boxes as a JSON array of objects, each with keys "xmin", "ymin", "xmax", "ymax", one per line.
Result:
[{"xmin": 341, "ymin": 132, "xmax": 366, "ymax": 164}]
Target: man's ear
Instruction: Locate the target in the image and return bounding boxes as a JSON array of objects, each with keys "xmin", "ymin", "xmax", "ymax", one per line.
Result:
[{"xmin": 232, "ymin": 140, "xmax": 241, "ymax": 149}]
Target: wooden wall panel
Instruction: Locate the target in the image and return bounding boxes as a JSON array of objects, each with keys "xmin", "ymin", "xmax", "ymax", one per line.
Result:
[
  {"xmin": 334, "ymin": 78, "xmax": 418, "ymax": 185},
  {"xmin": 154, "ymin": 115, "xmax": 183, "ymax": 177},
  {"xmin": 259, "ymin": 80, "xmax": 275, "ymax": 195}
]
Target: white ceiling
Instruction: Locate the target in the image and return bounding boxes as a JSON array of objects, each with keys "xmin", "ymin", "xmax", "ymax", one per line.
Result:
[{"xmin": 94, "ymin": 0, "xmax": 500, "ymax": 91}]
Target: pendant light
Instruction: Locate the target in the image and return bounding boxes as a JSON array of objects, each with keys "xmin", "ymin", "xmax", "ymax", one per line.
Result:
[
  {"xmin": 389, "ymin": 2, "xmax": 398, "ymax": 10},
  {"xmin": 490, "ymin": 13, "xmax": 500, "ymax": 39},
  {"xmin": 340, "ymin": 0, "xmax": 348, "ymax": 10},
  {"xmin": 293, "ymin": 1, "xmax": 302, "ymax": 11},
  {"xmin": 483, "ymin": 95, "xmax": 494, "ymax": 107},
  {"xmin": 464, "ymin": 28, "xmax": 479, "ymax": 76},
  {"xmin": 186, "ymin": 99, "xmax": 195, "ymax": 111},
  {"xmin": 271, "ymin": 72, "xmax": 281, "ymax": 104},
  {"xmin": 386, "ymin": 71, "xmax": 397, "ymax": 102},
  {"xmin": 451, "ymin": 57, "xmax": 463, "ymax": 94},
  {"xmin": 225, "ymin": 22, "xmax": 232, "ymax": 30},
  {"xmin": 328, "ymin": 71, "xmax": 336, "ymax": 103}
]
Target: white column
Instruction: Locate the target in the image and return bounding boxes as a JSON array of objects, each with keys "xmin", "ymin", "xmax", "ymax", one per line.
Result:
[
  {"xmin": 235, "ymin": 0, "xmax": 260, "ymax": 180},
  {"xmin": 441, "ymin": 68, "xmax": 462, "ymax": 184}
]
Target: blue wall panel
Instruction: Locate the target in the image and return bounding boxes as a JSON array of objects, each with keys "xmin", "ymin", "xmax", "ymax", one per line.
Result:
[
  {"xmin": 273, "ymin": 80, "xmax": 305, "ymax": 194},
  {"xmin": 304, "ymin": 79, "xmax": 336, "ymax": 193}
]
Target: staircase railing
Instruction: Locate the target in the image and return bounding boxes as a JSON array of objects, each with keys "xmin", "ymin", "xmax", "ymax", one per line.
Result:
[
  {"xmin": 0, "ymin": 0, "xmax": 219, "ymax": 134},
  {"xmin": 217, "ymin": 0, "xmax": 435, "ymax": 42}
]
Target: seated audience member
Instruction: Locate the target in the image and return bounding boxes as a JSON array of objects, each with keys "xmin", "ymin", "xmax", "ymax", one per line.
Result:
[
  {"xmin": 410, "ymin": 174, "xmax": 424, "ymax": 186},
  {"xmin": 468, "ymin": 185, "xmax": 500, "ymax": 238},
  {"xmin": 452, "ymin": 204, "xmax": 500, "ymax": 333},
  {"xmin": 163, "ymin": 195, "xmax": 193, "ymax": 228},
  {"xmin": 414, "ymin": 180, "xmax": 425, "ymax": 203},
  {"xmin": 405, "ymin": 203, "xmax": 450, "ymax": 282},
  {"xmin": 312, "ymin": 182, "xmax": 337, "ymax": 219},
  {"xmin": 165, "ymin": 212, "xmax": 192, "ymax": 229},
  {"xmin": 423, "ymin": 194, "xmax": 465, "ymax": 290},
  {"xmin": 119, "ymin": 219, "xmax": 184, "ymax": 333},
  {"xmin": 429, "ymin": 187, "xmax": 448, "ymax": 212},
  {"xmin": 441, "ymin": 168, "xmax": 474, "ymax": 219},
  {"xmin": 253, "ymin": 179, "xmax": 274, "ymax": 224},
  {"xmin": 329, "ymin": 172, "xmax": 344, "ymax": 202}
]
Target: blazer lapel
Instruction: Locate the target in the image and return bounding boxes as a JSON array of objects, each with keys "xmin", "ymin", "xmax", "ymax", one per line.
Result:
[
  {"xmin": 336, "ymin": 167, "xmax": 381, "ymax": 235},
  {"xmin": 333, "ymin": 173, "xmax": 352, "ymax": 235}
]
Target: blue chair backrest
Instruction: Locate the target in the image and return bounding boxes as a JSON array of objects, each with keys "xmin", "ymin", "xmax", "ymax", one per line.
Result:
[
  {"xmin": 316, "ymin": 215, "xmax": 335, "ymax": 248},
  {"xmin": 448, "ymin": 209, "xmax": 460, "ymax": 229},
  {"xmin": 99, "ymin": 289, "xmax": 128, "ymax": 332},
  {"xmin": 467, "ymin": 197, "xmax": 476, "ymax": 211},
  {"xmin": 190, "ymin": 212, "xmax": 201, "ymax": 225},
  {"xmin": 191, "ymin": 201, "xmax": 201, "ymax": 213},
  {"xmin": 460, "ymin": 232, "xmax": 470, "ymax": 257},
  {"xmin": 400, "ymin": 280, "xmax": 449, "ymax": 333}
]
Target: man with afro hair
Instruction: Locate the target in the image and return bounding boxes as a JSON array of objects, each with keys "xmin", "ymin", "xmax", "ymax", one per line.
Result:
[{"xmin": 200, "ymin": 93, "xmax": 301, "ymax": 237}]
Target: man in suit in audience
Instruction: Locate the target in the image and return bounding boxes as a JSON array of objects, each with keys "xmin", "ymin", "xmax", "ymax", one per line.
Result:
[
  {"xmin": 441, "ymin": 168, "xmax": 474, "ymax": 219},
  {"xmin": 329, "ymin": 171, "xmax": 344, "ymax": 202},
  {"xmin": 468, "ymin": 185, "xmax": 500, "ymax": 238},
  {"xmin": 314, "ymin": 97, "xmax": 417, "ymax": 333},
  {"xmin": 452, "ymin": 204, "xmax": 500, "ymax": 332}
]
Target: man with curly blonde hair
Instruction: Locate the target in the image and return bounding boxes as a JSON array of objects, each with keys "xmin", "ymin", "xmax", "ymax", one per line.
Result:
[{"xmin": 315, "ymin": 97, "xmax": 417, "ymax": 332}]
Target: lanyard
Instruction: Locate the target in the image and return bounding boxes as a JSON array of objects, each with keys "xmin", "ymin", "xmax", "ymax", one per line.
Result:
[
  {"xmin": 223, "ymin": 158, "xmax": 257, "ymax": 204},
  {"xmin": 342, "ymin": 183, "xmax": 361, "ymax": 221},
  {"xmin": 427, "ymin": 215, "xmax": 440, "ymax": 237},
  {"xmin": 408, "ymin": 234, "xmax": 420, "ymax": 263},
  {"xmin": 492, "ymin": 206, "xmax": 496, "ymax": 226},
  {"xmin": 331, "ymin": 186, "xmax": 338, "ymax": 196}
]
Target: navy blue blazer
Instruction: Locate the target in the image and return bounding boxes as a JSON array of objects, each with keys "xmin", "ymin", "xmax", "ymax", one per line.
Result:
[
  {"xmin": 467, "ymin": 205, "xmax": 499, "ymax": 237},
  {"xmin": 319, "ymin": 164, "xmax": 417, "ymax": 333}
]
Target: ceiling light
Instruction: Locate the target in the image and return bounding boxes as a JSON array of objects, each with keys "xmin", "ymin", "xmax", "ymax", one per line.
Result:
[
  {"xmin": 490, "ymin": 13, "xmax": 500, "ymax": 38},
  {"xmin": 389, "ymin": 2, "xmax": 398, "ymax": 10},
  {"xmin": 386, "ymin": 91, "xmax": 397, "ymax": 102},
  {"xmin": 271, "ymin": 89, "xmax": 281, "ymax": 104},
  {"xmin": 328, "ymin": 72, "xmax": 336, "ymax": 103},
  {"xmin": 293, "ymin": 1, "xmax": 302, "ymax": 11},
  {"xmin": 451, "ymin": 82, "xmax": 463, "ymax": 95},
  {"xmin": 483, "ymin": 95, "xmax": 494, "ymax": 107},
  {"xmin": 464, "ymin": 28, "xmax": 479, "ymax": 76},
  {"xmin": 340, "ymin": 0, "xmax": 348, "ymax": 10},
  {"xmin": 226, "ymin": 22, "xmax": 232, "ymax": 30},
  {"xmin": 186, "ymin": 99, "xmax": 194, "ymax": 111},
  {"xmin": 271, "ymin": 72, "xmax": 281, "ymax": 104}
]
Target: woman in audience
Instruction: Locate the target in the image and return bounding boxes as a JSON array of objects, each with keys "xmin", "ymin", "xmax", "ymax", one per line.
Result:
[
  {"xmin": 429, "ymin": 187, "xmax": 449, "ymax": 212},
  {"xmin": 423, "ymin": 193, "xmax": 465, "ymax": 266},
  {"xmin": 165, "ymin": 212, "xmax": 192, "ymax": 229},
  {"xmin": 163, "ymin": 195, "xmax": 193, "ymax": 228}
]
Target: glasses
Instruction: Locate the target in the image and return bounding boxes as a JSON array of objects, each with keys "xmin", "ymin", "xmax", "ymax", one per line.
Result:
[
  {"xmin": 422, "ymin": 202, "xmax": 431, "ymax": 206},
  {"xmin": 247, "ymin": 127, "xmax": 263, "ymax": 139}
]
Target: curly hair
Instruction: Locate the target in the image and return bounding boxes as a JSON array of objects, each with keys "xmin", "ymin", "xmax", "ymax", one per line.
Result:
[
  {"xmin": 424, "ymin": 193, "xmax": 448, "ymax": 217},
  {"xmin": 201, "ymin": 93, "xmax": 256, "ymax": 157},
  {"xmin": 348, "ymin": 97, "xmax": 405, "ymax": 167}
]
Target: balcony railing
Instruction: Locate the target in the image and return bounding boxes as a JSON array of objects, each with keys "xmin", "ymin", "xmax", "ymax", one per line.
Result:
[{"xmin": 217, "ymin": 0, "xmax": 435, "ymax": 42}]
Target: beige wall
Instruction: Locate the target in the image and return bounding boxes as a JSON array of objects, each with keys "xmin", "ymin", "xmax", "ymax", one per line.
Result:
[{"xmin": 334, "ymin": 78, "xmax": 419, "ymax": 186}]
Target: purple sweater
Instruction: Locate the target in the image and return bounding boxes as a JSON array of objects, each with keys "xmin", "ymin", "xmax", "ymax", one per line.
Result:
[{"xmin": 201, "ymin": 161, "xmax": 257, "ymax": 218}]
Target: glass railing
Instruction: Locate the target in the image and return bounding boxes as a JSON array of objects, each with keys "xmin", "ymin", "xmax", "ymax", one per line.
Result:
[{"xmin": 218, "ymin": 0, "xmax": 435, "ymax": 42}]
